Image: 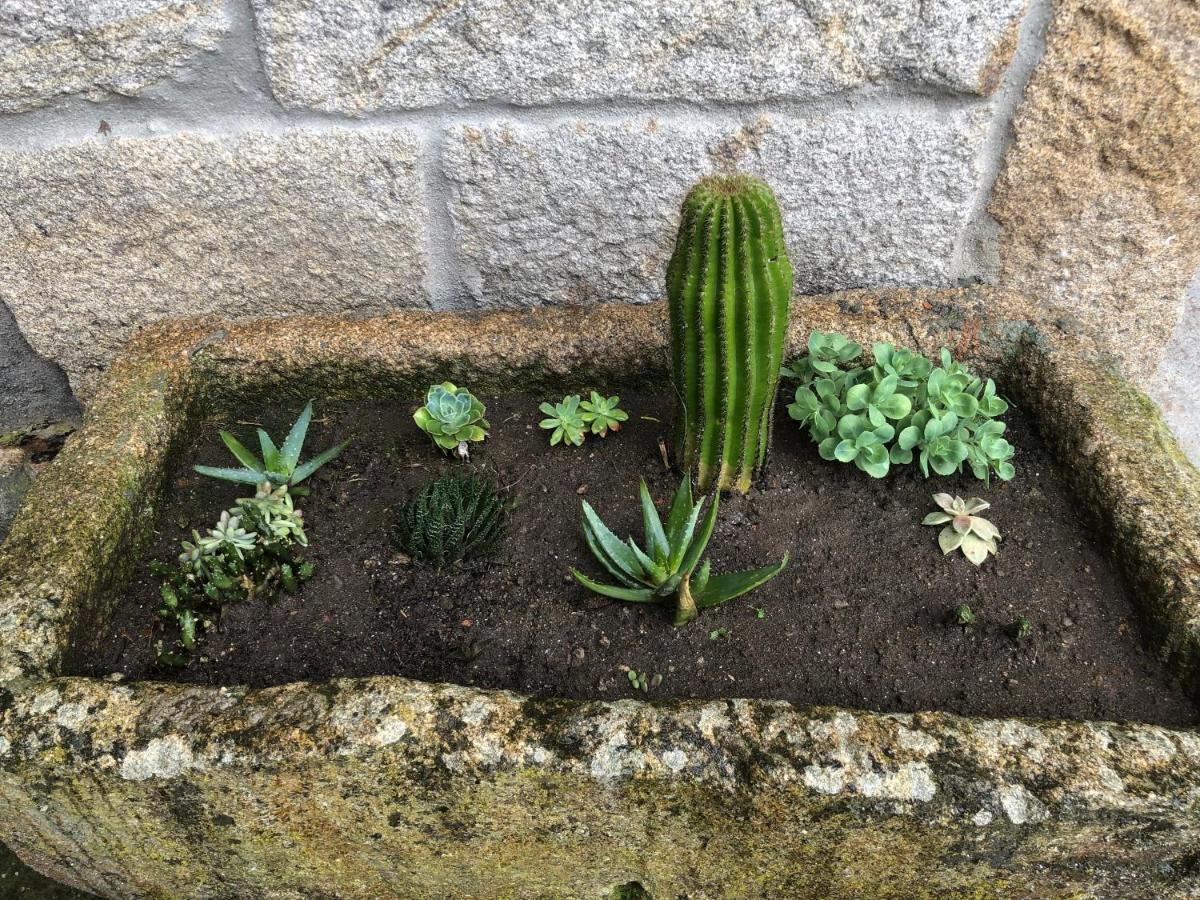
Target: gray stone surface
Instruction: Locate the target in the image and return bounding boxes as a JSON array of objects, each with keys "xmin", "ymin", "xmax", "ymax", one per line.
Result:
[
  {"xmin": 0, "ymin": 129, "xmax": 428, "ymax": 399},
  {"xmin": 442, "ymin": 107, "xmax": 990, "ymax": 308},
  {"xmin": 1146, "ymin": 276, "xmax": 1200, "ymax": 467},
  {"xmin": 0, "ymin": 0, "xmax": 230, "ymax": 114},
  {"xmin": 251, "ymin": 0, "xmax": 1026, "ymax": 114},
  {"xmin": 0, "ymin": 302, "xmax": 79, "ymax": 437}
]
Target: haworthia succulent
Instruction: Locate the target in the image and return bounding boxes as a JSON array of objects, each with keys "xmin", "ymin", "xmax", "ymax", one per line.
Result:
[{"xmin": 667, "ymin": 175, "xmax": 793, "ymax": 493}]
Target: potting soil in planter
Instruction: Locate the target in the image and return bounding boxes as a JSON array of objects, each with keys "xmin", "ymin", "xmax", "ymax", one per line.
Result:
[{"xmin": 72, "ymin": 394, "xmax": 1199, "ymax": 726}]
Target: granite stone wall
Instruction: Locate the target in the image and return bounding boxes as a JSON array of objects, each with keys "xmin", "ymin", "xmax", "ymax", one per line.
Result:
[{"xmin": 0, "ymin": 0, "xmax": 1197, "ymax": 422}]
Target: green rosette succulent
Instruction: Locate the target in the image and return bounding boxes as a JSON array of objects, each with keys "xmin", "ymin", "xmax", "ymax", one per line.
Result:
[{"xmin": 414, "ymin": 382, "xmax": 490, "ymax": 459}]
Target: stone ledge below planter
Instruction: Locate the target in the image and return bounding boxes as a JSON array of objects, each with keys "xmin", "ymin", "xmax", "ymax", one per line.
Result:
[{"xmin": 1, "ymin": 288, "xmax": 1198, "ymax": 898}]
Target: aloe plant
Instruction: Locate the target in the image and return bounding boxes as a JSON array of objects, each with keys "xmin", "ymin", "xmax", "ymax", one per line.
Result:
[
  {"xmin": 572, "ymin": 477, "xmax": 788, "ymax": 625},
  {"xmin": 924, "ymin": 493, "xmax": 1001, "ymax": 565},
  {"xmin": 539, "ymin": 395, "xmax": 587, "ymax": 447},
  {"xmin": 580, "ymin": 391, "xmax": 628, "ymax": 437},
  {"xmin": 667, "ymin": 174, "xmax": 793, "ymax": 493},
  {"xmin": 194, "ymin": 401, "xmax": 348, "ymax": 487}
]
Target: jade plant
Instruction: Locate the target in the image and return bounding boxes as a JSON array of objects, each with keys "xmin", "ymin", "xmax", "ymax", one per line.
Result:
[
  {"xmin": 193, "ymin": 401, "xmax": 349, "ymax": 487},
  {"xmin": 580, "ymin": 391, "xmax": 628, "ymax": 437},
  {"xmin": 667, "ymin": 174, "xmax": 794, "ymax": 493},
  {"xmin": 154, "ymin": 482, "xmax": 314, "ymax": 664},
  {"xmin": 414, "ymin": 382, "xmax": 489, "ymax": 459},
  {"xmin": 392, "ymin": 473, "xmax": 507, "ymax": 567},
  {"xmin": 785, "ymin": 334, "xmax": 1015, "ymax": 483},
  {"xmin": 572, "ymin": 477, "xmax": 788, "ymax": 625},
  {"xmin": 924, "ymin": 494, "xmax": 1001, "ymax": 565},
  {"xmin": 539, "ymin": 395, "xmax": 587, "ymax": 447}
]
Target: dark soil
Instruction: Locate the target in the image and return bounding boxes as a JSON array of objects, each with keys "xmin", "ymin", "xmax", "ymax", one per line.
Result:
[{"xmin": 72, "ymin": 393, "xmax": 1198, "ymax": 727}]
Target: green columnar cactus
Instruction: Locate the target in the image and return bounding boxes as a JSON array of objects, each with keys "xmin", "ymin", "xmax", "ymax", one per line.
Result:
[{"xmin": 667, "ymin": 174, "xmax": 793, "ymax": 493}]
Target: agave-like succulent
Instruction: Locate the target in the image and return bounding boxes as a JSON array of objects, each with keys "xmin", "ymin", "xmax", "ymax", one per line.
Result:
[
  {"xmin": 414, "ymin": 382, "xmax": 490, "ymax": 459},
  {"xmin": 539, "ymin": 395, "xmax": 587, "ymax": 447},
  {"xmin": 580, "ymin": 391, "xmax": 629, "ymax": 437},
  {"xmin": 238, "ymin": 482, "xmax": 308, "ymax": 546},
  {"xmin": 923, "ymin": 493, "xmax": 1000, "ymax": 565},
  {"xmin": 194, "ymin": 401, "xmax": 349, "ymax": 487},
  {"xmin": 572, "ymin": 478, "xmax": 788, "ymax": 625}
]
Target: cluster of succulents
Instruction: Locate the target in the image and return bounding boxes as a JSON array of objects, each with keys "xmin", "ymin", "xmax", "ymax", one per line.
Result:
[
  {"xmin": 392, "ymin": 472, "xmax": 508, "ymax": 567},
  {"xmin": 156, "ymin": 403, "xmax": 346, "ymax": 664},
  {"xmin": 154, "ymin": 481, "xmax": 315, "ymax": 665},
  {"xmin": 159, "ymin": 173, "xmax": 1022, "ymax": 676},
  {"xmin": 539, "ymin": 392, "xmax": 628, "ymax": 446},
  {"xmin": 785, "ymin": 333, "xmax": 1015, "ymax": 483}
]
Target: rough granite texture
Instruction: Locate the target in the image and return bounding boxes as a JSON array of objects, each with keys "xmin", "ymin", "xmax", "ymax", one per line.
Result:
[
  {"xmin": 1146, "ymin": 285, "xmax": 1200, "ymax": 466},
  {"xmin": 990, "ymin": 0, "xmax": 1200, "ymax": 374},
  {"xmin": 443, "ymin": 109, "xmax": 990, "ymax": 307},
  {"xmin": 0, "ymin": 129, "xmax": 428, "ymax": 399},
  {"xmin": 0, "ymin": 0, "xmax": 229, "ymax": 113},
  {"xmin": 249, "ymin": 0, "xmax": 1026, "ymax": 114},
  {"xmin": 2, "ymin": 297, "xmax": 1200, "ymax": 897}
]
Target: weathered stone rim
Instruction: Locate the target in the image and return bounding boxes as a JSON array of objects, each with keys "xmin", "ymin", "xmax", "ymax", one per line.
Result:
[{"xmin": 2, "ymin": 290, "xmax": 1199, "ymax": 896}]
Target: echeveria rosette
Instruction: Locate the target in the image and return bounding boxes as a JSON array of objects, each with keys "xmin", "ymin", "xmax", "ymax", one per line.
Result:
[
  {"xmin": 571, "ymin": 477, "xmax": 788, "ymax": 626},
  {"xmin": 539, "ymin": 395, "xmax": 587, "ymax": 447},
  {"xmin": 871, "ymin": 342, "xmax": 931, "ymax": 389},
  {"xmin": 414, "ymin": 382, "xmax": 490, "ymax": 459},
  {"xmin": 923, "ymin": 493, "xmax": 1001, "ymax": 565},
  {"xmin": 579, "ymin": 391, "xmax": 629, "ymax": 437},
  {"xmin": 830, "ymin": 412, "xmax": 895, "ymax": 478}
]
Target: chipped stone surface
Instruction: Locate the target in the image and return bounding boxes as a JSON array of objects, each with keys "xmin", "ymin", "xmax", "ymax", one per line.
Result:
[
  {"xmin": 250, "ymin": 0, "xmax": 1026, "ymax": 113},
  {"xmin": 1145, "ymin": 284, "xmax": 1200, "ymax": 466},
  {"xmin": 443, "ymin": 108, "xmax": 990, "ymax": 307},
  {"xmin": 0, "ymin": 298, "xmax": 1199, "ymax": 895},
  {"xmin": 991, "ymin": 0, "xmax": 1200, "ymax": 374},
  {"xmin": 1, "ymin": 676, "xmax": 1199, "ymax": 896},
  {"xmin": 0, "ymin": 0, "xmax": 229, "ymax": 113},
  {"xmin": 0, "ymin": 129, "xmax": 428, "ymax": 399}
]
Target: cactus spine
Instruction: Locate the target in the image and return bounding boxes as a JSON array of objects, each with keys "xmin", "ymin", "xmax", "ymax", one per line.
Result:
[{"xmin": 667, "ymin": 174, "xmax": 793, "ymax": 493}]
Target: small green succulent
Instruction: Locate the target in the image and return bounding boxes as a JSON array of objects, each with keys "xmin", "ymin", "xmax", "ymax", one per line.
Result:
[
  {"xmin": 194, "ymin": 401, "xmax": 349, "ymax": 487},
  {"xmin": 1011, "ymin": 616, "xmax": 1032, "ymax": 641},
  {"xmin": 951, "ymin": 603, "xmax": 976, "ymax": 627},
  {"xmin": 924, "ymin": 493, "xmax": 1001, "ymax": 565},
  {"xmin": 572, "ymin": 477, "xmax": 788, "ymax": 626},
  {"xmin": 580, "ymin": 392, "xmax": 629, "ymax": 437},
  {"xmin": 414, "ymin": 383, "xmax": 490, "ymax": 459},
  {"xmin": 539, "ymin": 395, "xmax": 587, "ymax": 447},
  {"xmin": 155, "ymin": 481, "xmax": 314, "ymax": 664},
  {"xmin": 392, "ymin": 473, "xmax": 507, "ymax": 567},
  {"xmin": 783, "ymin": 331, "xmax": 862, "ymax": 380}
]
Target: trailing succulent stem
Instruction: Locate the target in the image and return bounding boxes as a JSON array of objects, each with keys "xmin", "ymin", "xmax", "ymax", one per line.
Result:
[
  {"xmin": 667, "ymin": 174, "xmax": 794, "ymax": 494},
  {"xmin": 572, "ymin": 477, "xmax": 788, "ymax": 625}
]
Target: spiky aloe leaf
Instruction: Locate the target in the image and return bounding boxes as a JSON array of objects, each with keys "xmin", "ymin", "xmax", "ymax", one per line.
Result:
[{"xmin": 695, "ymin": 554, "xmax": 789, "ymax": 609}]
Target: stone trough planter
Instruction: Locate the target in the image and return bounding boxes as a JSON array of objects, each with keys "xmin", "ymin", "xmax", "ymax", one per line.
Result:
[{"xmin": 2, "ymin": 290, "xmax": 1199, "ymax": 898}]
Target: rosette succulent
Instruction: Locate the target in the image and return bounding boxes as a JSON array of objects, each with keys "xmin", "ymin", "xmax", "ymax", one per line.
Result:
[
  {"xmin": 572, "ymin": 477, "xmax": 788, "ymax": 625},
  {"xmin": 923, "ymin": 493, "xmax": 1001, "ymax": 565},
  {"xmin": 539, "ymin": 395, "xmax": 587, "ymax": 447},
  {"xmin": 392, "ymin": 473, "xmax": 507, "ymax": 566},
  {"xmin": 580, "ymin": 392, "xmax": 629, "ymax": 437},
  {"xmin": 414, "ymin": 383, "xmax": 489, "ymax": 459},
  {"xmin": 194, "ymin": 401, "xmax": 349, "ymax": 488}
]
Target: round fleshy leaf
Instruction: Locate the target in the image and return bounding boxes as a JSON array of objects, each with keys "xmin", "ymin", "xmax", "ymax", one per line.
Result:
[
  {"xmin": 834, "ymin": 440, "xmax": 858, "ymax": 463},
  {"xmin": 938, "ymin": 526, "xmax": 964, "ymax": 554}
]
